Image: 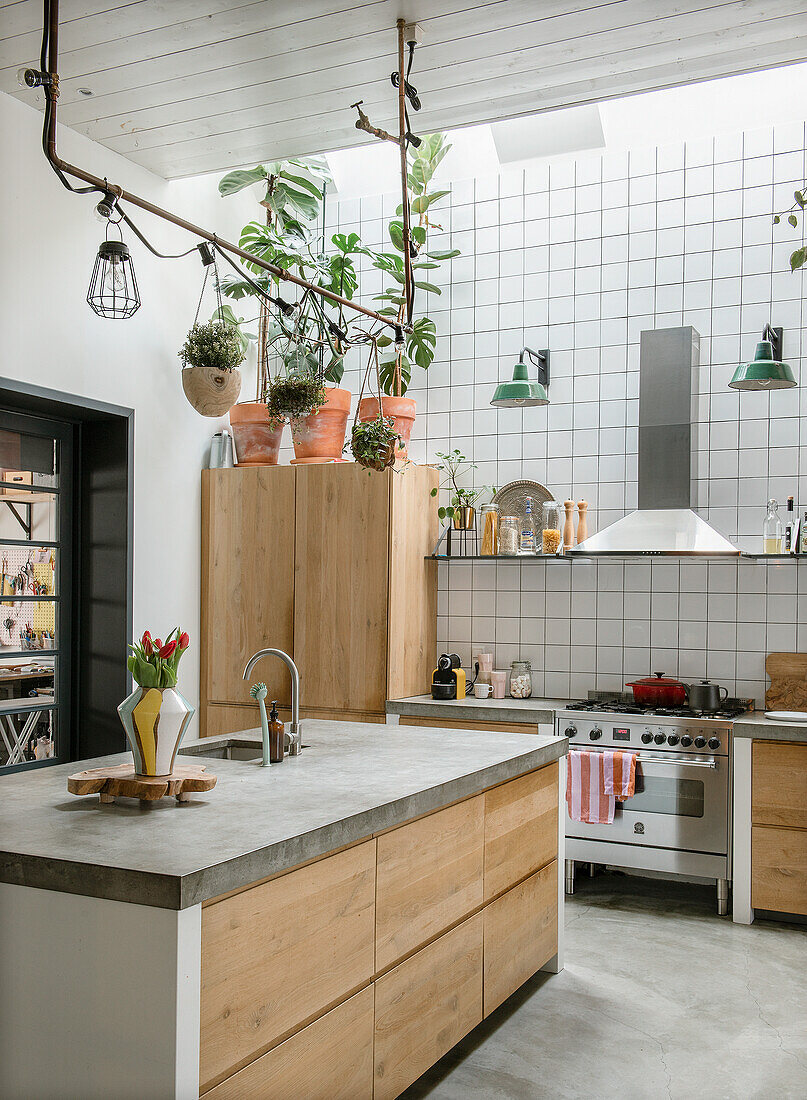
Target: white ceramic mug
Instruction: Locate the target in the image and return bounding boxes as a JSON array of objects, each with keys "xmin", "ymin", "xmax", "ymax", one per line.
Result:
[{"xmin": 474, "ymin": 682, "xmax": 492, "ymax": 699}]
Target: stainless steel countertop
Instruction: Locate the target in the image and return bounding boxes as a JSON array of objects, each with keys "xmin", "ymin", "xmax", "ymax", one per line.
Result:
[{"xmin": 0, "ymin": 719, "xmax": 567, "ymax": 910}]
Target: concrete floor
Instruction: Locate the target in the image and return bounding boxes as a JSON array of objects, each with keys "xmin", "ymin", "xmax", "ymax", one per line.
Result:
[{"xmin": 404, "ymin": 873, "xmax": 807, "ymax": 1100}]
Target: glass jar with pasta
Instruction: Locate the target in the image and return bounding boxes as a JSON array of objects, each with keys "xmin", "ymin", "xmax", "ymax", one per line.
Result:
[
  {"xmin": 541, "ymin": 501, "xmax": 563, "ymax": 555},
  {"xmin": 479, "ymin": 503, "xmax": 499, "ymax": 556}
]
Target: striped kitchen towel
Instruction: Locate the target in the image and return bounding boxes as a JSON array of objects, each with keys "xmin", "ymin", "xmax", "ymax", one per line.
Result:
[
  {"xmin": 566, "ymin": 750, "xmax": 615, "ymax": 824},
  {"xmin": 602, "ymin": 750, "xmax": 637, "ymax": 802}
]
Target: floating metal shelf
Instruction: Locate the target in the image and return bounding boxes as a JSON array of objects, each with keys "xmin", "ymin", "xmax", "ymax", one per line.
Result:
[{"xmin": 428, "ymin": 553, "xmax": 805, "ymax": 562}]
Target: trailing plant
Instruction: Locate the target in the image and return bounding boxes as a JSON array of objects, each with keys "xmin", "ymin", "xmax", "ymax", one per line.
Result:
[
  {"xmin": 773, "ymin": 185, "xmax": 807, "ymax": 272},
  {"xmin": 216, "ymin": 159, "xmax": 363, "ymax": 397},
  {"xmin": 179, "ymin": 321, "xmax": 244, "ymax": 372},
  {"xmin": 265, "ymin": 372, "xmax": 326, "ymax": 422},
  {"xmin": 128, "ymin": 628, "xmax": 189, "ymax": 689},
  {"xmin": 372, "ymin": 133, "xmax": 460, "ymax": 396},
  {"xmin": 347, "ymin": 416, "xmax": 400, "ymax": 473},
  {"xmin": 429, "ymin": 449, "xmax": 495, "ymax": 521}
]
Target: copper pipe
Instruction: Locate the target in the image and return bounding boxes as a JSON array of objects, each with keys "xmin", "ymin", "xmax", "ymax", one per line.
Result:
[
  {"xmin": 396, "ymin": 19, "xmax": 414, "ymax": 330},
  {"xmin": 41, "ymin": 0, "xmax": 402, "ymax": 331}
]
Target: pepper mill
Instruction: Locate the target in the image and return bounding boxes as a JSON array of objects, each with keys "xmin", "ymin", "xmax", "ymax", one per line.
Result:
[
  {"xmin": 576, "ymin": 500, "xmax": 588, "ymax": 544},
  {"xmin": 563, "ymin": 500, "xmax": 575, "ymax": 551}
]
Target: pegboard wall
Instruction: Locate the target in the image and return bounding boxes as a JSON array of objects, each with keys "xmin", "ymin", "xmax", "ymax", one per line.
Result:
[{"xmin": 0, "ymin": 546, "xmax": 56, "ymax": 646}]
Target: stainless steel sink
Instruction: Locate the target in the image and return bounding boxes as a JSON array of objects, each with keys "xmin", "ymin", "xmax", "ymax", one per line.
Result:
[{"xmin": 178, "ymin": 738, "xmax": 262, "ymax": 762}]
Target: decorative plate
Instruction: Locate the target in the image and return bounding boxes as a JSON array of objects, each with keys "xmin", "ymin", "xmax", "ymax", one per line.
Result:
[{"xmin": 491, "ymin": 479, "xmax": 553, "ymax": 520}]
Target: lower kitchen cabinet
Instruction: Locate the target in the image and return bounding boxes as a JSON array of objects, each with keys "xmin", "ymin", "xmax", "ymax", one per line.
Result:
[
  {"xmin": 750, "ymin": 741, "xmax": 807, "ymax": 917},
  {"xmin": 198, "ymin": 763, "xmax": 559, "ymax": 1097}
]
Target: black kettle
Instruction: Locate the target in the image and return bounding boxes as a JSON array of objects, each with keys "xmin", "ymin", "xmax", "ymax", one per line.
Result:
[{"xmin": 687, "ymin": 680, "xmax": 728, "ymax": 711}]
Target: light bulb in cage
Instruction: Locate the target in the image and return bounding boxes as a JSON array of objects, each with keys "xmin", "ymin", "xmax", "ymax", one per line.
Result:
[{"xmin": 87, "ymin": 237, "xmax": 140, "ymax": 319}]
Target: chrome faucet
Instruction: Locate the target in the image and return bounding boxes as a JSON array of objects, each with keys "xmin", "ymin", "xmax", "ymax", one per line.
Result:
[{"xmin": 243, "ymin": 648, "xmax": 302, "ymax": 756}]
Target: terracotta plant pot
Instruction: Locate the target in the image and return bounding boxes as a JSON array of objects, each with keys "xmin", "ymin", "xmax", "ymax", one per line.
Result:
[
  {"xmin": 292, "ymin": 387, "xmax": 351, "ymax": 463},
  {"xmin": 117, "ymin": 685, "xmax": 195, "ymax": 777},
  {"xmin": 358, "ymin": 395, "xmax": 417, "ymax": 460},
  {"xmin": 181, "ymin": 366, "xmax": 241, "ymax": 417},
  {"xmin": 229, "ymin": 401, "xmax": 284, "ymax": 466}
]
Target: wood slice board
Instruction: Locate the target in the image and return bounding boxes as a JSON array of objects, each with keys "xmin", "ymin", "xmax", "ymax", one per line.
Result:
[
  {"xmin": 765, "ymin": 652, "xmax": 807, "ymax": 713},
  {"xmin": 67, "ymin": 763, "xmax": 217, "ymax": 804}
]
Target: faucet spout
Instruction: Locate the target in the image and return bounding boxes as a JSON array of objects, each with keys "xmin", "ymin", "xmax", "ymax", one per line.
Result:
[{"xmin": 243, "ymin": 648, "xmax": 302, "ymax": 755}]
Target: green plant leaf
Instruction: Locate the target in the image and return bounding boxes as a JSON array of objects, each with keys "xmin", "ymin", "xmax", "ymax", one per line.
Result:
[
  {"xmin": 332, "ymin": 231, "xmax": 362, "ymax": 254},
  {"xmin": 795, "ymin": 190, "xmax": 805, "ymax": 207},
  {"xmin": 790, "ymin": 246, "xmax": 807, "ymax": 272},
  {"xmin": 218, "ymin": 165, "xmax": 267, "ymax": 196},
  {"xmin": 411, "ymin": 190, "xmax": 450, "ymax": 215},
  {"xmin": 379, "ymin": 354, "xmax": 411, "ymax": 396},
  {"xmin": 788, "ymin": 213, "xmax": 799, "ymax": 228},
  {"xmin": 407, "ymin": 317, "xmax": 436, "ymax": 370},
  {"xmin": 773, "ymin": 214, "xmax": 781, "ymax": 224},
  {"xmin": 324, "ymin": 353, "xmax": 345, "ymax": 384},
  {"xmin": 412, "ymin": 225, "xmax": 427, "ymax": 246},
  {"xmin": 413, "ymin": 280, "xmax": 441, "ymax": 294},
  {"xmin": 388, "ymin": 220, "xmax": 404, "ymax": 252},
  {"xmin": 426, "ymin": 248, "xmax": 461, "ymax": 261}
]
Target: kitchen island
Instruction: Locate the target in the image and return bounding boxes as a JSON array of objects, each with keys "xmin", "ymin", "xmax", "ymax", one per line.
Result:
[
  {"xmin": 732, "ymin": 714, "xmax": 807, "ymax": 925},
  {"xmin": 0, "ymin": 719, "xmax": 567, "ymax": 1100}
]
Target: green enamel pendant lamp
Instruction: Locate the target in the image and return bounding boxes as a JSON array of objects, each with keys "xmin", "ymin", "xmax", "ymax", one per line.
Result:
[
  {"xmin": 729, "ymin": 325, "xmax": 796, "ymax": 391},
  {"xmin": 491, "ymin": 346, "xmax": 550, "ymax": 407}
]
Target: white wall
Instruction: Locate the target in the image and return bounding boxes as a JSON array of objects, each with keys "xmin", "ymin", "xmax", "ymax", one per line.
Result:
[{"xmin": 0, "ymin": 91, "xmax": 255, "ymax": 732}]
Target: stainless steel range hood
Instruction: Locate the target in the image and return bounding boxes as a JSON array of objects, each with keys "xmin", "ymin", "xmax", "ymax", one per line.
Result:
[{"xmin": 571, "ymin": 327, "xmax": 740, "ymax": 556}]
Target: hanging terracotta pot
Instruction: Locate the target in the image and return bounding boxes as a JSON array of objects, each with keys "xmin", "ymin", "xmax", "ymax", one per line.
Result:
[
  {"xmin": 181, "ymin": 366, "xmax": 241, "ymax": 417},
  {"xmin": 357, "ymin": 395, "xmax": 416, "ymax": 460},
  {"xmin": 229, "ymin": 402, "xmax": 285, "ymax": 466},
  {"xmin": 291, "ymin": 387, "xmax": 351, "ymax": 463}
]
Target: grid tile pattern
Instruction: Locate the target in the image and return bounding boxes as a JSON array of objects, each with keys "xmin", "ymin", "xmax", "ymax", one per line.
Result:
[{"xmin": 303, "ymin": 122, "xmax": 807, "ymax": 704}]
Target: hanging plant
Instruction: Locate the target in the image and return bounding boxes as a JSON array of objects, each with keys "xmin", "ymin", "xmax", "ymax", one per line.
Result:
[
  {"xmin": 265, "ymin": 373, "xmax": 326, "ymax": 421},
  {"xmin": 347, "ymin": 416, "xmax": 400, "ymax": 473},
  {"xmin": 179, "ymin": 319, "xmax": 244, "ymax": 417}
]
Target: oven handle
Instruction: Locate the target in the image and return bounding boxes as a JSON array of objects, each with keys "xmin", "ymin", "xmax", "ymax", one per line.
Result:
[{"xmin": 635, "ymin": 754, "xmax": 718, "ymax": 769}]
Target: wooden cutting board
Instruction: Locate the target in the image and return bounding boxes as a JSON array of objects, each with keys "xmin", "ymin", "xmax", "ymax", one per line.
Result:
[{"xmin": 765, "ymin": 652, "xmax": 807, "ymax": 712}]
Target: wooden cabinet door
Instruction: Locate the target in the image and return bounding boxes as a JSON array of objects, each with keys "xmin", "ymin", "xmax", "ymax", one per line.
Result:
[
  {"xmin": 200, "ymin": 840, "xmax": 376, "ymax": 1092},
  {"xmin": 201, "ymin": 467, "xmax": 295, "ymax": 713},
  {"xmin": 752, "ymin": 825, "xmax": 807, "ymax": 915},
  {"xmin": 483, "ymin": 860, "xmax": 557, "ymax": 1016},
  {"xmin": 374, "ymin": 914, "xmax": 483, "ymax": 1100},
  {"xmin": 375, "ymin": 796, "xmax": 484, "ymax": 971},
  {"xmin": 484, "ymin": 763, "xmax": 558, "ymax": 901},
  {"xmin": 294, "ymin": 464, "xmax": 390, "ymax": 713},
  {"xmin": 752, "ymin": 741, "xmax": 807, "ymax": 829},
  {"xmin": 204, "ymin": 986, "xmax": 374, "ymax": 1100}
]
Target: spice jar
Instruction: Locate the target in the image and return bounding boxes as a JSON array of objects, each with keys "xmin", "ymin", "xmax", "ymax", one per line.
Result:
[
  {"xmin": 480, "ymin": 503, "xmax": 499, "ymax": 556},
  {"xmin": 499, "ymin": 516, "xmax": 520, "ymax": 556},
  {"xmin": 541, "ymin": 501, "xmax": 563, "ymax": 555},
  {"xmin": 509, "ymin": 660, "xmax": 533, "ymax": 699}
]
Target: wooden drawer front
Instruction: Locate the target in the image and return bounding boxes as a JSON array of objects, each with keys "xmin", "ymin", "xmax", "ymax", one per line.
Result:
[
  {"xmin": 375, "ymin": 796, "xmax": 484, "ymax": 971},
  {"xmin": 752, "ymin": 825, "xmax": 807, "ymax": 916},
  {"xmin": 204, "ymin": 986, "xmax": 374, "ymax": 1100},
  {"xmin": 484, "ymin": 860, "xmax": 557, "ymax": 1016},
  {"xmin": 484, "ymin": 764, "xmax": 558, "ymax": 901},
  {"xmin": 200, "ymin": 841, "xmax": 376, "ymax": 1092},
  {"xmin": 374, "ymin": 913, "xmax": 483, "ymax": 1100},
  {"xmin": 399, "ymin": 715, "xmax": 540, "ymax": 733},
  {"xmin": 752, "ymin": 741, "xmax": 807, "ymax": 829}
]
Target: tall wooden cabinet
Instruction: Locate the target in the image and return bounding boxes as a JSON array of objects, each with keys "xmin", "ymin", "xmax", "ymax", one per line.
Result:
[{"xmin": 201, "ymin": 463, "xmax": 438, "ymax": 736}]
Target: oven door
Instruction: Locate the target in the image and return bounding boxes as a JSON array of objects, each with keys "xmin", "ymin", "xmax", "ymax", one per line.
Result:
[{"xmin": 566, "ymin": 749, "xmax": 728, "ymax": 854}]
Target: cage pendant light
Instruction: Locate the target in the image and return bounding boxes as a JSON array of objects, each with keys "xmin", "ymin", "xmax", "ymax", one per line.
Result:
[{"xmin": 87, "ymin": 219, "xmax": 140, "ymax": 319}]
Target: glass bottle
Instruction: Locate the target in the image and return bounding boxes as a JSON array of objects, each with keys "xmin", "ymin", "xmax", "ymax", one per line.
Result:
[
  {"xmin": 480, "ymin": 503, "xmax": 499, "ymax": 556},
  {"xmin": 763, "ymin": 498, "xmax": 783, "ymax": 554},
  {"xmin": 784, "ymin": 495, "xmax": 796, "ymax": 553},
  {"xmin": 541, "ymin": 501, "xmax": 563, "ymax": 555},
  {"xmin": 520, "ymin": 497, "xmax": 537, "ymax": 553},
  {"xmin": 509, "ymin": 660, "xmax": 533, "ymax": 699},
  {"xmin": 499, "ymin": 516, "xmax": 520, "ymax": 556}
]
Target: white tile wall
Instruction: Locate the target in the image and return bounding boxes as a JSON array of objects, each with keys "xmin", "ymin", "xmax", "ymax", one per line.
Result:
[{"xmin": 303, "ymin": 122, "xmax": 807, "ymax": 704}]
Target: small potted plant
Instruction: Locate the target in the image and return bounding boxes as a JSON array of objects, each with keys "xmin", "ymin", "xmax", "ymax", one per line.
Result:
[
  {"xmin": 430, "ymin": 449, "xmax": 494, "ymax": 528},
  {"xmin": 346, "ymin": 415, "xmax": 400, "ymax": 473},
  {"xmin": 180, "ymin": 321, "xmax": 243, "ymax": 417},
  {"xmin": 118, "ymin": 629, "xmax": 195, "ymax": 777}
]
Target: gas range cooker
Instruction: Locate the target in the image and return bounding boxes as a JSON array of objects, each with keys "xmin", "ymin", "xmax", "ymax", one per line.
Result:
[
  {"xmin": 563, "ymin": 697, "xmax": 749, "ymax": 721},
  {"xmin": 556, "ymin": 705, "xmax": 732, "ymax": 754}
]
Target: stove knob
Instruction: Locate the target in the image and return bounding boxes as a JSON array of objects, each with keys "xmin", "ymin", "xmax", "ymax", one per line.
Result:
[
  {"xmin": 564, "ymin": 725, "xmax": 578, "ymax": 739},
  {"xmin": 641, "ymin": 732, "xmax": 653, "ymax": 744},
  {"xmin": 590, "ymin": 727, "xmax": 602, "ymax": 740},
  {"xmin": 654, "ymin": 732, "xmax": 666, "ymax": 744},
  {"xmin": 694, "ymin": 736, "xmax": 707, "ymax": 749},
  {"xmin": 667, "ymin": 733, "xmax": 680, "ymax": 746},
  {"xmin": 680, "ymin": 734, "xmax": 693, "ymax": 747},
  {"xmin": 708, "ymin": 736, "xmax": 721, "ymax": 751}
]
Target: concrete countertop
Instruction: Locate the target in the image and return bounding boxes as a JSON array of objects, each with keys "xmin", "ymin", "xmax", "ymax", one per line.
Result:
[
  {"xmin": 386, "ymin": 694, "xmax": 568, "ymax": 725},
  {"xmin": 0, "ymin": 718, "xmax": 567, "ymax": 911},
  {"xmin": 732, "ymin": 712, "xmax": 807, "ymax": 743}
]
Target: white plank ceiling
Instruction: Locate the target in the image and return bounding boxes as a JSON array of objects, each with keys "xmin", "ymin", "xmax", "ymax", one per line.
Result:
[{"xmin": 2, "ymin": 0, "xmax": 807, "ymax": 179}]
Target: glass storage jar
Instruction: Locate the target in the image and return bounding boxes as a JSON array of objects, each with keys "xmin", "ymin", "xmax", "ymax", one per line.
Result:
[
  {"xmin": 479, "ymin": 503, "xmax": 499, "ymax": 556},
  {"xmin": 509, "ymin": 660, "xmax": 533, "ymax": 698},
  {"xmin": 499, "ymin": 516, "xmax": 520, "ymax": 556},
  {"xmin": 541, "ymin": 500, "xmax": 563, "ymax": 555}
]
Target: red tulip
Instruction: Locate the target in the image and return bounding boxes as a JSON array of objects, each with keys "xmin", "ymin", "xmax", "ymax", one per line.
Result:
[
  {"xmin": 154, "ymin": 639, "xmax": 163, "ymax": 651},
  {"xmin": 158, "ymin": 640, "xmax": 177, "ymax": 659},
  {"xmin": 178, "ymin": 631, "xmax": 189, "ymax": 651},
  {"xmin": 142, "ymin": 630, "xmax": 153, "ymax": 656}
]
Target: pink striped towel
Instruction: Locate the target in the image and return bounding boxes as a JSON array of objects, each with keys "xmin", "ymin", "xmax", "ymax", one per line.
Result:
[{"xmin": 566, "ymin": 750, "xmax": 638, "ymax": 825}]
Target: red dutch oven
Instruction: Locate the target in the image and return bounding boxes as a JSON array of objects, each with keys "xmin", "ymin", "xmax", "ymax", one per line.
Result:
[{"xmin": 626, "ymin": 672, "xmax": 688, "ymax": 707}]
